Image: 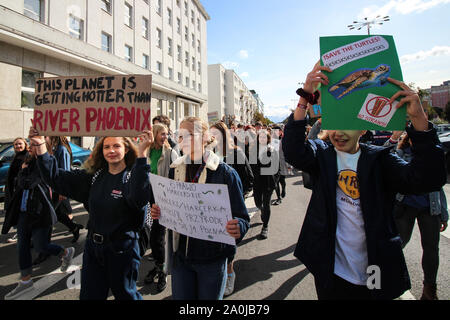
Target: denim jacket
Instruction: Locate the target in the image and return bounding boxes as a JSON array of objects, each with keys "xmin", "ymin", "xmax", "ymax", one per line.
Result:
[{"xmin": 395, "ymin": 148, "xmax": 449, "ymax": 222}]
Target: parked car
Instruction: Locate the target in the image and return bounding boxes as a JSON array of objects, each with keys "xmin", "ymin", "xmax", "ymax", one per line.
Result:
[
  {"xmin": 0, "ymin": 141, "xmax": 91, "ymax": 200},
  {"xmin": 439, "ymin": 134, "xmax": 450, "ymax": 172},
  {"xmin": 436, "ymin": 124, "xmax": 450, "ymax": 135}
]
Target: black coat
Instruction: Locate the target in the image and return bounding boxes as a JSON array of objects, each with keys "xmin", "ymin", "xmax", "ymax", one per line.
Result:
[
  {"xmin": 4, "ymin": 150, "xmax": 28, "ymax": 212},
  {"xmin": 282, "ymin": 114, "xmax": 446, "ymax": 300},
  {"xmin": 2, "ymin": 158, "xmax": 54, "ymax": 234},
  {"xmin": 224, "ymin": 148, "xmax": 254, "ymax": 195}
]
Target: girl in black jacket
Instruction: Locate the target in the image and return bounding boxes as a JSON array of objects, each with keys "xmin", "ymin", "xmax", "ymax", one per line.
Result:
[
  {"xmin": 29, "ymin": 127, "xmax": 153, "ymax": 300},
  {"xmin": 2, "ymin": 144, "xmax": 75, "ymax": 300}
]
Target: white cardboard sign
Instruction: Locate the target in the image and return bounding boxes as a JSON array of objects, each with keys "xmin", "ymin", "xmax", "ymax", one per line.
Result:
[{"xmin": 149, "ymin": 173, "xmax": 236, "ymax": 246}]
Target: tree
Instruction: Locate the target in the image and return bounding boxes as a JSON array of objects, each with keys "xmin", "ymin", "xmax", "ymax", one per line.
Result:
[
  {"xmin": 253, "ymin": 111, "xmax": 273, "ymax": 126},
  {"xmin": 445, "ymin": 101, "xmax": 450, "ymax": 122}
]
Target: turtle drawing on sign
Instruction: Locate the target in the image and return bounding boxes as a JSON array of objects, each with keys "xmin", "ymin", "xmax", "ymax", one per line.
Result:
[{"xmin": 329, "ymin": 64, "xmax": 391, "ymax": 100}]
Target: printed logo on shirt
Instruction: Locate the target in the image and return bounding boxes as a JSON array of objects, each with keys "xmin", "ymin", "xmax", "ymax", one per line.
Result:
[
  {"xmin": 337, "ymin": 170, "xmax": 360, "ymax": 200},
  {"xmin": 111, "ymin": 189, "xmax": 123, "ymax": 199}
]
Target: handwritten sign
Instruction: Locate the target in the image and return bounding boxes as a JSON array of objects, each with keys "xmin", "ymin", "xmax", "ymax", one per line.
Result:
[
  {"xmin": 320, "ymin": 35, "xmax": 404, "ymax": 130},
  {"xmin": 33, "ymin": 75, "xmax": 152, "ymax": 136},
  {"xmin": 149, "ymin": 174, "xmax": 236, "ymax": 246}
]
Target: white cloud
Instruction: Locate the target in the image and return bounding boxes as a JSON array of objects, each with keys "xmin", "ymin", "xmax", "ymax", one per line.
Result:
[
  {"xmin": 239, "ymin": 50, "xmax": 249, "ymax": 59},
  {"xmin": 264, "ymin": 105, "xmax": 293, "ymax": 119},
  {"xmin": 240, "ymin": 72, "xmax": 249, "ymax": 78},
  {"xmin": 222, "ymin": 61, "xmax": 239, "ymax": 69},
  {"xmin": 358, "ymin": 0, "xmax": 450, "ymax": 19},
  {"xmin": 400, "ymin": 46, "xmax": 450, "ymax": 64}
]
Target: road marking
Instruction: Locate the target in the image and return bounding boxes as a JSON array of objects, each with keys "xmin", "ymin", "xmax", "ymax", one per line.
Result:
[
  {"xmin": 245, "ymin": 197, "xmax": 259, "ymax": 219},
  {"xmin": 17, "ymin": 253, "xmax": 83, "ymax": 300},
  {"xmin": 397, "ymin": 290, "xmax": 416, "ymax": 300}
]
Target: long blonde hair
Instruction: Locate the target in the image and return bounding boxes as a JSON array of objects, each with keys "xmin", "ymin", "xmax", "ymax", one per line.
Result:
[
  {"xmin": 83, "ymin": 137, "xmax": 138, "ymax": 174},
  {"xmin": 150, "ymin": 123, "xmax": 170, "ymax": 150}
]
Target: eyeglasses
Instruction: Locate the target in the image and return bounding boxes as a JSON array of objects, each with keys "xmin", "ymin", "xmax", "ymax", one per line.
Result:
[{"xmin": 177, "ymin": 132, "xmax": 201, "ymax": 143}]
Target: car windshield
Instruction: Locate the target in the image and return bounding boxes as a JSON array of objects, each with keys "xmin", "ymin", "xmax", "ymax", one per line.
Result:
[{"xmin": 0, "ymin": 143, "xmax": 12, "ymax": 153}]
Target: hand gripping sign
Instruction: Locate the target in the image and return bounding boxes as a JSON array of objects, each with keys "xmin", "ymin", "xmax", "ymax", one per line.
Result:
[{"xmin": 32, "ymin": 75, "xmax": 152, "ymax": 136}]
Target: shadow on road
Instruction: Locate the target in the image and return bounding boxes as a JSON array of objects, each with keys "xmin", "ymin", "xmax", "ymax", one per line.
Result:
[{"xmin": 232, "ymin": 244, "xmax": 307, "ymax": 299}]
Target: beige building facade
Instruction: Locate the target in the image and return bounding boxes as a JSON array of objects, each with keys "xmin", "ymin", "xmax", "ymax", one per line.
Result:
[
  {"xmin": 0, "ymin": 0, "xmax": 209, "ymax": 148},
  {"xmin": 208, "ymin": 63, "xmax": 261, "ymax": 126}
]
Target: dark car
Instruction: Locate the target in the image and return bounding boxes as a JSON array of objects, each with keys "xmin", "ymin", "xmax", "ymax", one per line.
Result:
[{"xmin": 0, "ymin": 141, "xmax": 91, "ymax": 199}]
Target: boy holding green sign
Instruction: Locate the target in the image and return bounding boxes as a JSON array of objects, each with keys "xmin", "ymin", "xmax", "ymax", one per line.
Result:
[{"xmin": 282, "ymin": 35, "xmax": 446, "ymax": 300}]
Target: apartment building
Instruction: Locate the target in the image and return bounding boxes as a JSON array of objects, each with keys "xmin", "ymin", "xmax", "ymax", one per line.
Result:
[
  {"xmin": 208, "ymin": 64, "xmax": 260, "ymax": 125},
  {"xmin": 431, "ymin": 80, "xmax": 450, "ymax": 110},
  {"xmin": 0, "ymin": 0, "xmax": 210, "ymax": 148}
]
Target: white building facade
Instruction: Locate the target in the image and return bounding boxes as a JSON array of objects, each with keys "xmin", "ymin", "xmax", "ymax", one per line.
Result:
[
  {"xmin": 0, "ymin": 0, "xmax": 209, "ymax": 148},
  {"xmin": 208, "ymin": 63, "xmax": 260, "ymax": 126}
]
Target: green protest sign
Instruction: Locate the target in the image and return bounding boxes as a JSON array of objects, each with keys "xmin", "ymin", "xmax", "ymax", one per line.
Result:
[{"xmin": 320, "ymin": 35, "xmax": 405, "ymax": 130}]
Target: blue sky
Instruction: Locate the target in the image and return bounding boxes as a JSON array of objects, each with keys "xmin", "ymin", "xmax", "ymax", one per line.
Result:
[{"xmin": 202, "ymin": 0, "xmax": 450, "ymax": 123}]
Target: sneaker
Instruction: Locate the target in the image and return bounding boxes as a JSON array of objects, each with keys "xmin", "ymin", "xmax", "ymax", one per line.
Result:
[
  {"xmin": 4, "ymin": 280, "xmax": 34, "ymax": 300},
  {"xmin": 271, "ymin": 199, "xmax": 282, "ymax": 206},
  {"xmin": 144, "ymin": 267, "xmax": 157, "ymax": 284},
  {"xmin": 260, "ymin": 227, "xmax": 268, "ymax": 239},
  {"xmin": 60, "ymin": 247, "xmax": 75, "ymax": 272},
  {"xmin": 71, "ymin": 224, "xmax": 84, "ymax": 243},
  {"xmin": 7, "ymin": 233, "xmax": 18, "ymax": 243},
  {"xmin": 224, "ymin": 272, "xmax": 236, "ymax": 296}
]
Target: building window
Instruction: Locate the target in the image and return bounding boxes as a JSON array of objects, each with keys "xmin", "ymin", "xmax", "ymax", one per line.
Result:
[
  {"xmin": 191, "ymin": 10, "xmax": 195, "ymax": 23},
  {"xmin": 24, "ymin": 0, "xmax": 44, "ymax": 22},
  {"xmin": 185, "ymin": 26, "xmax": 188, "ymax": 41},
  {"xmin": 156, "ymin": 28, "xmax": 162, "ymax": 48},
  {"xmin": 198, "ymin": 61, "xmax": 201, "ymax": 75},
  {"xmin": 197, "ymin": 40, "xmax": 201, "ymax": 53},
  {"xmin": 177, "ymin": 18, "xmax": 181, "ymax": 34},
  {"xmin": 198, "ymin": 83, "xmax": 202, "ymax": 93},
  {"xmin": 168, "ymin": 37, "xmax": 173, "ymax": 56},
  {"xmin": 21, "ymin": 70, "xmax": 40, "ymax": 109},
  {"xmin": 184, "ymin": 102, "xmax": 190, "ymax": 116},
  {"xmin": 100, "ymin": 0, "xmax": 112, "ymax": 13},
  {"xmin": 194, "ymin": 105, "xmax": 199, "ymax": 117},
  {"xmin": 167, "ymin": 8, "xmax": 172, "ymax": 25},
  {"xmin": 124, "ymin": 45, "xmax": 133, "ymax": 62},
  {"xmin": 124, "ymin": 3, "xmax": 133, "ymax": 27},
  {"xmin": 197, "ymin": 18, "xmax": 201, "ymax": 31},
  {"xmin": 168, "ymin": 101, "xmax": 175, "ymax": 120},
  {"xmin": 177, "ymin": 45, "xmax": 182, "ymax": 62},
  {"xmin": 192, "ymin": 80, "xmax": 196, "ymax": 90},
  {"xmin": 157, "ymin": 61, "xmax": 162, "ymax": 75},
  {"xmin": 185, "ymin": 77, "xmax": 189, "ymax": 87},
  {"xmin": 101, "ymin": 32, "xmax": 112, "ymax": 52},
  {"xmin": 143, "ymin": 54, "xmax": 149, "ymax": 69},
  {"xmin": 176, "ymin": 0, "xmax": 180, "ymax": 7},
  {"xmin": 168, "ymin": 67, "xmax": 173, "ymax": 80},
  {"xmin": 142, "ymin": 17, "xmax": 149, "ymax": 38},
  {"xmin": 69, "ymin": 15, "xmax": 84, "ymax": 40},
  {"xmin": 184, "ymin": 1, "xmax": 188, "ymax": 16},
  {"xmin": 178, "ymin": 72, "xmax": 182, "ymax": 84},
  {"xmin": 156, "ymin": 0, "xmax": 162, "ymax": 15},
  {"xmin": 185, "ymin": 51, "xmax": 189, "ymax": 67},
  {"xmin": 156, "ymin": 99, "xmax": 163, "ymax": 116},
  {"xmin": 192, "ymin": 57, "xmax": 195, "ymax": 71}
]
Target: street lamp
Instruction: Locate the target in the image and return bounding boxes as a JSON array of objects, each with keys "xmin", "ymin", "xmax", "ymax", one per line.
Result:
[{"xmin": 348, "ymin": 15, "xmax": 390, "ymax": 36}]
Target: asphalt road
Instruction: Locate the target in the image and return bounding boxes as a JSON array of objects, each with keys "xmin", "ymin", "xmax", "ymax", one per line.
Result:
[{"xmin": 0, "ymin": 171, "xmax": 448, "ymax": 300}]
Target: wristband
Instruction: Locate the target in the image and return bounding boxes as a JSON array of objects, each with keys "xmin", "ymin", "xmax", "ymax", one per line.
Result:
[
  {"xmin": 297, "ymin": 103, "xmax": 308, "ymax": 110},
  {"xmin": 296, "ymin": 88, "xmax": 320, "ymax": 105},
  {"xmin": 32, "ymin": 142, "xmax": 45, "ymax": 147}
]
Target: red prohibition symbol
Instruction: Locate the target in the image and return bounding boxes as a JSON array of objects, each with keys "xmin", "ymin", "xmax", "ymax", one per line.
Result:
[{"xmin": 365, "ymin": 96, "xmax": 392, "ymax": 118}]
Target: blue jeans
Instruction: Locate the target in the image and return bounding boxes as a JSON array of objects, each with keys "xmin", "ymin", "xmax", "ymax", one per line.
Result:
[
  {"xmin": 80, "ymin": 237, "xmax": 142, "ymax": 300},
  {"xmin": 171, "ymin": 252, "xmax": 227, "ymax": 300},
  {"xmin": 17, "ymin": 213, "xmax": 64, "ymax": 277}
]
